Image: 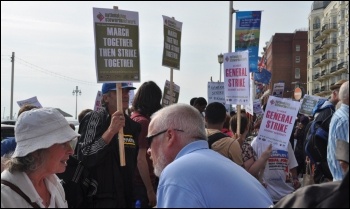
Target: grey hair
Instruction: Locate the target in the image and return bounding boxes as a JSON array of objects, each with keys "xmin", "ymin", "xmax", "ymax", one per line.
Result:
[
  {"xmin": 5, "ymin": 149, "xmax": 47, "ymax": 173},
  {"xmin": 339, "ymin": 81, "xmax": 349, "ymax": 105},
  {"xmin": 150, "ymin": 103, "xmax": 207, "ymax": 145}
]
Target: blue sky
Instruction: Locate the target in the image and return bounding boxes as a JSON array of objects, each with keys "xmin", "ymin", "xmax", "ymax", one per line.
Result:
[{"xmin": 1, "ymin": 1, "xmax": 312, "ymax": 120}]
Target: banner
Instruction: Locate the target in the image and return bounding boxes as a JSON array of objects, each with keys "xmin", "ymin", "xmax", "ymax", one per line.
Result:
[
  {"xmin": 223, "ymin": 51, "xmax": 250, "ymax": 105},
  {"xmin": 235, "ymin": 11, "xmax": 262, "ymax": 73},
  {"xmin": 93, "ymin": 8, "xmax": 140, "ymax": 82},
  {"xmin": 162, "ymin": 15, "xmax": 182, "ymax": 69}
]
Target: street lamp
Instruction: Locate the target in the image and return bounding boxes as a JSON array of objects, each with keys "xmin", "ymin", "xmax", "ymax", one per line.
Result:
[
  {"xmin": 218, "ymin": 53, "xmax": 224, "ymax": 82},
  {"xmin": 72, "ymin": 86, "xmax": 82, "ymax": 120}
]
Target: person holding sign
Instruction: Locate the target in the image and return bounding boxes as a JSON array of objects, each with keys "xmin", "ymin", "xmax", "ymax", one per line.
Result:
[{"xmin": 75, "ymin": 83, "xmax": 141, "ymax": 207}]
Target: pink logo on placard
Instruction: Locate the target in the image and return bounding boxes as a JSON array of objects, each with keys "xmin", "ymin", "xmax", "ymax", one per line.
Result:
[{"xmin": 97, "ymin": 12, "xmax": 104, "ymax": 21}]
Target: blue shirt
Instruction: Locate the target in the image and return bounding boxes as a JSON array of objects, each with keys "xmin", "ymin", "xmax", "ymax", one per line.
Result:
[
  {"xmin": 327, "ymin": 104, "xmax": 349, "ymax": 181},
  {"xmin": 157, "ymin": 140, "xmax": 273, "ymax": 208},
  {"xmin": 1, "ymin": 137, "xmax": 16, "ymax": 157}
]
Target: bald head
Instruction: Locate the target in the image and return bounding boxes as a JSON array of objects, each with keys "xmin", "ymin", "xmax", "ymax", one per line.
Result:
[{"xmin": 339, "ymin": 81, "xmax": 349, "ymax": 105}]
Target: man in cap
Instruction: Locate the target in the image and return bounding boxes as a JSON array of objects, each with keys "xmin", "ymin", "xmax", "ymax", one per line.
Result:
[
  {"xmin": 307, "ymin": 79, "xmax": 348, "ymax": 183},
  {"xmin": 76, "ymin": 83, "xmax": 141, "ymax": 207},
  {"xmin": 327, "ymin": 80, "xmax": 349, "ymax": 181}
]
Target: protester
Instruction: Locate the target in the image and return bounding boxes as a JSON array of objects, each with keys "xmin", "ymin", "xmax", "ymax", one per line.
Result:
[
  {"xmin": 193, "ymin": 97, "xmax": 207, "ymax": 117},
  {"xmin": 230, "ymin": 114, "xmax": 272, "ymax": 180},
  {"xmin": 221, "ymin": 114, "xmax": 234, "ymax": 137},
  {"xmin": 205, "ymin": 102, "xmax": 243, "ymax": 166},
  {"xmin": 1, "ymin": 107, "xmax": 79, "ymax": 208},
  {"xmin": 328, "ymin": 80, "xmax": 349, "ymax": 181},
  {"xmin": 308, "ymin": 79, "xmax": 347, "ymax": 183},
  {"xmin": 76, "ymin": 83, "xmax": 141, "ymax": 207},
  {"xmin": 78, "ymin": 108, "xmax": 93, "ymax": 124},
  {"xmin": 293, "ymin": 114, "xmax": 309, "ymax": 176},
  {"xmin": 1, "ymin": 104, "xmax": 38, "ymax": 172},
  {"xmin": 131, "ymin": 81, "xmax": 162, "ymax": 208},
  {"xmin": 147, "ymin": 103, "xmax": 273, "ymax": 207},
  {"xmin": 189, "ymin": 97, "xmax": 197, "ymax": 106},
  {"xmin": 251, "ymin": 139, "xmax": 300, "ymax": 204}
]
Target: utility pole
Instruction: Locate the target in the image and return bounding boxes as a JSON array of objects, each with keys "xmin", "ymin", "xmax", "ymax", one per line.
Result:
[
  {"xmin": 72, "ymin": 86, "xmax": 82, "ymax": 120},
  {"xmin": 10, "ymin": 52, "xmax": 15, "ymax": 120}
]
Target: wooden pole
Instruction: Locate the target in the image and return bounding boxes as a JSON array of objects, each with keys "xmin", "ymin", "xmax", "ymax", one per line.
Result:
[
  {"xmin": 114, "ymin": 5, "xmax": 125, "ymax": 166},
  {"xmin": 169, "ymin": 68, "xmax": 173, "ymax": 105},
  {"xmin": 117, "ymin": 83, "xmax": 126, "ymax": 166}
]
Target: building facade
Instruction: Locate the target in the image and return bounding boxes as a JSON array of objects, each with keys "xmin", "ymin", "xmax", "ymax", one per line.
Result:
[
  {"xmin": 264, "ymin": 31, "xmax": 308, "ymax": 100},
  {"xmin": 308, "ymin": 1, "xmax": 349, "ymax": 97}
]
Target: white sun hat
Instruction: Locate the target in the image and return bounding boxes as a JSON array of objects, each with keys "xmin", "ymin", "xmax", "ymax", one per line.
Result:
[{"xmin": 12, "ymin": 107, "xmax": 80, "ymax": 157}]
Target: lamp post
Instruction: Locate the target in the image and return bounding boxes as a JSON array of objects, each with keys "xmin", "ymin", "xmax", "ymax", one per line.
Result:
[
  {"xmin": 72, "ymin": 86, "xmax": 82, "ymax": 120},
  {"xmin": 218, "ymin": 53, "xmax": 224, "ymax": 82}
]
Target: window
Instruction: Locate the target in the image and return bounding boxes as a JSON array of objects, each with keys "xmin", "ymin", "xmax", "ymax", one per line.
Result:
[
  {"xmin": 339, "ymin": 41, "xmax": 344, "ymax": 53},
  {"xmin": 340, "ymin": 10, "xmax": 345, "ymax": 20},
  {"xmin": 341, "ymin": 25, "xmax": 345, "ymax": 35},
  {"xmin": 295, "ymin": 68, "xmax": 300, "ymax": 79},
  {"xmin": 296, "ymin": 45, "xmax": 300, "ymax": 52},
  {"xmin": 296, "ymin": 56, "xmax": 300, "ymax": 63}
]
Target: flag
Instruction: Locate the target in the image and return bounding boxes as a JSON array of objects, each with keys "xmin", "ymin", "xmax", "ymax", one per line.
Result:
[
  {"xmin": 254, "ymin": 68, "xmax": 271, "ymax": 85},
  {"xmin": 258, "ymin": 55, "xmax": 266, "ymax": 71}
]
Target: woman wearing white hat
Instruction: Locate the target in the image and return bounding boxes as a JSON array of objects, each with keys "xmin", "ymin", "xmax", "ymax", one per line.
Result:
[{"xmin": 1, "ymin": 107, "xmax": 80, "ymax": 208}]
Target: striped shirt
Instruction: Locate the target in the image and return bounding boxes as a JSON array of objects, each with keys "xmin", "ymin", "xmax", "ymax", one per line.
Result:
[{"xmin": 327, "ymin": 104, "xmax": 349, "ymax": 181}]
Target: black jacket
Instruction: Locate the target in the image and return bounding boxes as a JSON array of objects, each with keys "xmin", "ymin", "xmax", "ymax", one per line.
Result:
[{"xmin": 76, "ymin": 107, "xmax": 140, "ymax": 207}]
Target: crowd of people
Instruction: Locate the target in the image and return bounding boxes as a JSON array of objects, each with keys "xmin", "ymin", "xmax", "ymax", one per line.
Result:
[{"xmin": 1, "ymin": 80, "xmax": 348, "ymax": 208}]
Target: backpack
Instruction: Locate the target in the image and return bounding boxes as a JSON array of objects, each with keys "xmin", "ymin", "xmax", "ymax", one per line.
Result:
[
  {"xmin": 304, "ymin": 101, "xmax": 335, "ymax": 181},
  {"xmin": 56, "ymin": 155, "xmax": 98, "ymax": 208},
  {"xmin": 208, "ymin": 132, "xmax": 228, "ymax": 148}
]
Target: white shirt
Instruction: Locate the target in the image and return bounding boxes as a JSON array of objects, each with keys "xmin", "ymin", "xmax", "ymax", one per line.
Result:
[
  {"xmin": 251, "ymin": 138, "xmax": 298, "ymax": 202},
  {"xmin": 1, "ymin": 170, "xmax": 68, "ymax": 208}
]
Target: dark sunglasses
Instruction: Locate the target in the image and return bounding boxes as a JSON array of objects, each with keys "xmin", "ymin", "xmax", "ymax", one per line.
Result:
[{"xmin": 146, "ymin": 129, "xmax": 184, "ymax": 146}]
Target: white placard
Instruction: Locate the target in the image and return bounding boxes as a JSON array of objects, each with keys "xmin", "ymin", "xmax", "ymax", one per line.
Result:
[
  {"xmin": 223, "ymin": 51, "xmax": 250, "ymax": 105},
  {"xmin": 255, "ymin": 96, "xmax": 300, "ymax": 151}
]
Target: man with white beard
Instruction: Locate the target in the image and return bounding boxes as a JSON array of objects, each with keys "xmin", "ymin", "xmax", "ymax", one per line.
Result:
[{"xmin": 146, "ymin": 103, "xmax": 273, "ymax": 208}]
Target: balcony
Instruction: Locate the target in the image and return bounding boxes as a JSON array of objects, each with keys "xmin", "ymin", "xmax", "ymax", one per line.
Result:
[
  {"xmin": 321, "ymin": 38, "xmax": 337, "ymax": 49},
  {"xmin": 321, "ymin": 23, "xmax": 338, "ymax": 34},
  {"xmin": 314, "ymin": 44, "xmax": 326, "ymax": 54},
  {"xmin": 336, "ymin": 61, "xmax": 348, "ymax": 74},
  {"xmin": 318, "ymin": 85, "xmax": 331, "ymax": 96},
  {"xmin": 320, "ymin": 69, "xmax": 332, "ymax": 79},
  {"xmin": 313, "ymin": 59, "xmax": 320, "ymax": 67},
  {"xmin": 321, "ymin": 53, "xmax": 337, "ymax": 64},
  {"xmin": 313, "ymin": 88, "xmax": 320, "ymax": 94},
  {"xmin": 330, "ymin": 65, "xmax": 345, "ymax": 76},
  {"xmin": 313, "ymin": 30, "xmax": 325, "ymax": 41},
  {"xmin": 313, "ymin": 73, "xmax": 320, "ymax": 80},
  {"xmin": 320, "ymin": 85, "xmax": 330, "ymax": 92}
]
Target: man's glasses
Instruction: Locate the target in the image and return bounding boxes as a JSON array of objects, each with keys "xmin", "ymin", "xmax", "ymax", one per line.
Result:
[{"xmin": 146, "ymin": 129, "xmax": 184, "ymax": 146}]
